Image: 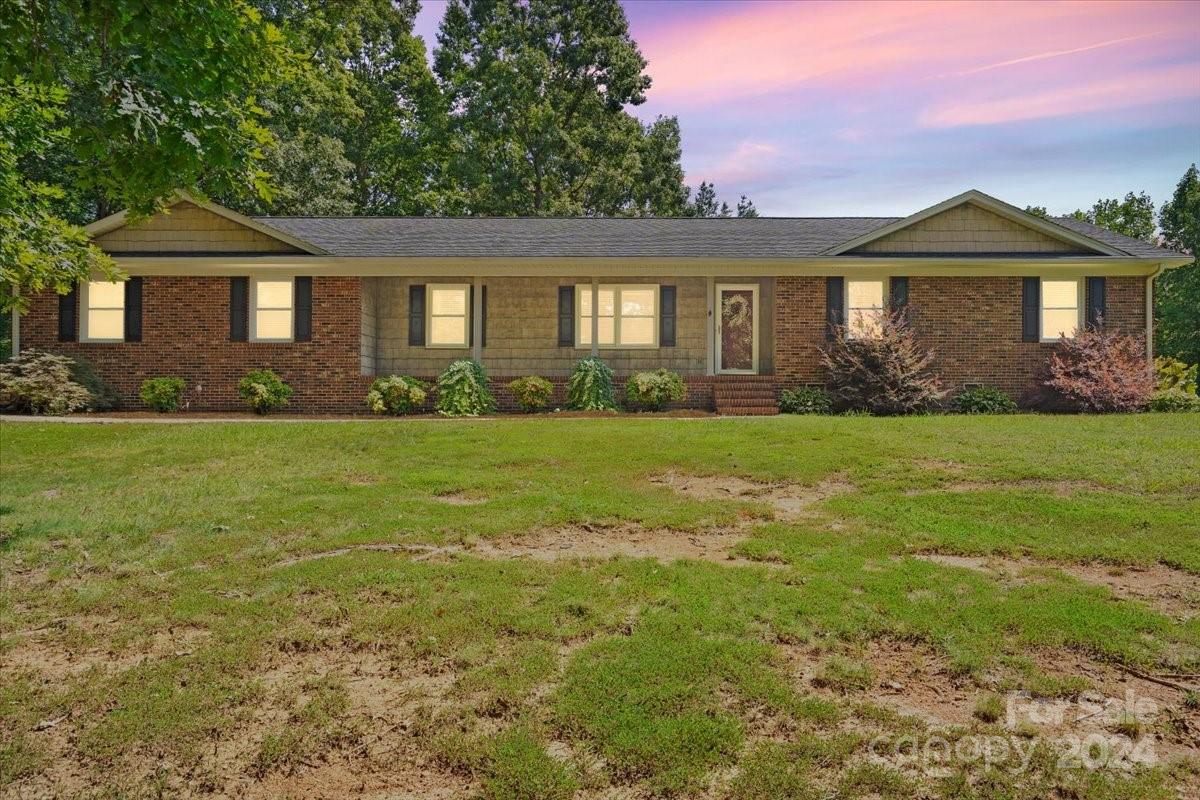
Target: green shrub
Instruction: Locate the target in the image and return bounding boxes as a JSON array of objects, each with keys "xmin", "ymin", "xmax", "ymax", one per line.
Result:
[
  {"xmin": 366, "ymin": 375, "xmax": 427, "ymax": 415},
  {"xmin": 1154, "ymin": 356, "xmax": 1198, "ymax": 394},
  {"xmin": 1149, "ymin": 388, "xmax": 1200, "ymax": 412},
  {"xmin": 68, "ymin": 355, "xmax": 120, "ymax": 410},
  {"xmin": 779, "ymin": 385, "xmax": 832, "ymax": 414},
  {"xmin": 565, "ymin": 356, "xmax": 616, "ymax": 411},
  {"xmin": 951, "ymin": 385, "xmax": 1017, "ymax": 414},
  {"xmin": 435, "ymin": 359, "xmax": 495, "ymax": 417},
  {"xmin": 238, "ymin": 369, "xmax": 293, "ymax": 414},
  {"xmin": 507, "ymin": 375, "xmax": 554, "ymax": 413},
  {"xmin": 624, "ymin": 368, "xmax": 685, "ymax": 411},
  {"xmin": 139, "ymin": 377, "xmax": 186, "ymax": 412},
  {"xmin": 0, "ymin": 350, "xmax": 92, "ymax": 415}
]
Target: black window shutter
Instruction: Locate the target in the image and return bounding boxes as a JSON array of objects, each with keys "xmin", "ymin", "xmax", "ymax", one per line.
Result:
[
  {"xmin": 889, "ymin": 276, "xmax": 908, "ymax": 312},
  {"xmin": 1085, "ymin": 277, "xmax": 1105, "ymax": 329},
  {"xmin": 229, "ymin": 277, "xmax": 249, "ymax": 341},
  {"xmin": 408, "ymin": 284, "xmax": 425, "ymax": 346},
  {"xmin": 825, "ymin": 277, "xmax": 845, "ymax": 340},
  {"xmin": 660, "ymin": 285, "xmax": 677, "ymax": 347},
  {"xmin": 294, "ymin": 276, "xmax": 313, "ymax": 342},
  {"xmin": 1021, "ymin": 277, "xmax": 1040, "ymax": 342},
  {"xmin": 557, "ymin": 285, "xmax": 574, "ymax": 347},
  {"xmin": 123, "ymin": 277, "xmax": 143, "ymax": 342},
  {"xmin": 481, "ymin": 285, "xmax": 487, "ymax": 348},
  {"xmin": 58, "ymin": 287, "xmax": 78, "ymax": 342},
  {"xmin": 469, "ymin": 285, "xmax": 474, "ymax": 347}
]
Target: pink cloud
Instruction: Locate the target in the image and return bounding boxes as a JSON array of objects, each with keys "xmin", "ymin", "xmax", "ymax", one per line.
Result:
[{"xmin": 920, "ymin": 62, "xmax": 1200, "ymax": 127}]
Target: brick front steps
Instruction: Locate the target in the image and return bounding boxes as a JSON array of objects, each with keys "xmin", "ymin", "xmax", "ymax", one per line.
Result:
[{"xmin": 713, "ymin": 376, "xmax": 779, "ymax": 416}]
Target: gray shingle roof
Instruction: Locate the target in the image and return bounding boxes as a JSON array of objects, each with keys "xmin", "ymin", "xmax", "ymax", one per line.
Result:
[
  {"xmin": 253, "ymin": 216, "xmax": 900, "ymax": 258},
  {"xmin": 250, "ymin": 213, "xmax": 1173, "ymax": 260},
  {"xmin": 1049, "ymin": 217, "xmax": 1168, "ymax": 258}
]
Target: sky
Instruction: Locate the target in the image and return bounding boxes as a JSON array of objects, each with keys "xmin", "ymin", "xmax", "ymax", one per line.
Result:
[{"xmin": 412, "ymin": 0, "xmax": 1200, "ymax": 217}]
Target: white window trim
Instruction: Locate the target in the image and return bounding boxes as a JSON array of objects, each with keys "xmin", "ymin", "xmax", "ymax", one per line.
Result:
[
  {"xmin": 574, "ymin": 284, "xmax": 660, "ymax": 349},
  {"xmin": 1039, "ymin": 277, "xmax": 1083, "ymax": 343},
  {"xmin": 250, "ymin": 277, "xmax": 295, "ymax": 343},
  {"xmin": 844, "ymin": 278, "xmax": 886, "ymax": 340},
  {"xmin": 80, "ymin": 280, "xmax": 125, "ymax": 343},
  {"xmin": 426, "ymin": 283, "xmax": 470, "ymax": 349}
]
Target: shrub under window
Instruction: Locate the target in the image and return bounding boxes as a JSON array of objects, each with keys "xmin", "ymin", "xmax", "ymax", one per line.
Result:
[
  {"xmin": 366, "ymin": 375, "xmax": 427, "ymax": 415},
  {"xmin": 779, "ymin": 386, "xmax": 833, "ymax": 415},
  {"xmin": 951, "ymin": 386, "xmax": 1017, "ymax": 415},
  {"xmin": 565, "ymin": 356, "xmax": 616, "ymax": 411},
  {"xmin": 820, "ymin": 309, "xmax": 945, "ymax": 415},
  {"xmin": 238, "ymin": 369, "xmax": 293, "ymax": 414},
  {"xmin": 1045, "ymin": 327, "xmax": 1153, "ymax": 413},
  {"xmin": 0, "ymin": 350, "xmax": 92, "ymax": 415},
  {"xmin": 508, "ymin": 376, "xmax": 554, "ymax": 413},
  {"xmin": 624, "ymin": 369, "xmax": 685, "ymax": 411},
  {"xmin": 435, "ymin": 359, "xmax": 495, "ymax": 417},
  {"xmin": 140, "ymin": 377, "xmax": 186, "ymax": 412}
]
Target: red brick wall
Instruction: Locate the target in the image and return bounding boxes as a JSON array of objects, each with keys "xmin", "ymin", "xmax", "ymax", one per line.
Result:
[
  {"xmin": 21, "ymin": 276, "xmax": 369, "ymax": 412},
  {"xmin": 773, "ymin": 275, "xmax": 1147, "ymax": 404}
]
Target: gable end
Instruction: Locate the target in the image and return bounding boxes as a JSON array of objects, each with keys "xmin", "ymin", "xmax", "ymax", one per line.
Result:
[
  {"xmin": 848, "ymin": 202, "xmax": 1091, "ymax": 255},
  {"xmin": 90, "ymin": 201, "xmax": 321, "ymax": 255}
]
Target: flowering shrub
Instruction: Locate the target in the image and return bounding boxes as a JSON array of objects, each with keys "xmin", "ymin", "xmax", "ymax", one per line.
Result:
[
  {"xmin": 779, "ymin": 386, "xmax": 833, "ymax": 415},
  {"xmin": 139, "ymin": 377, "xmax": 186, "ymax": 412},
  {"xmin": 508, "ymin": 375, "xmax": 554, "ymax": 412},
  {"xmin": 435, "ymin": 359, "xmax": 495, "ymax": 417},
  {"xmin": 366, "ymin": 375, "xmax": 427, "ymax": 415},
  {"xmin": 565, "ymin": 357, "xmax": 616, "ymax": 411},
  {"xmin": 0, "ymin": 350, "xmax": 92, "ymax": 415},
  {"xmin": 1045, "ymin": 327, "xmax": 1153, "ymax": 412},
  {"xmin": 1154, "ymin": 356, "xmax": 1197, "ymax": 394},
  {"xmin": 238, "ymin": 369, "xmax": 293, "ymax": 414},
  {"xmin": 950, "ymin": 386, "xmax": 1017, "ymax": 415},
  {"xmin": 820, "ymin": 310, "xmax": 945, "ymax": 415},
  {"xmin": 624, "ymin": 369, "xmax": 685, "ymax": 411}
]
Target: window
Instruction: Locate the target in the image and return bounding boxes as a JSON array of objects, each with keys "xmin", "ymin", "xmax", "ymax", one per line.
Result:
[
  {"xmin": 1041, "ymin": 278, "xmax": 1081, "ymax": 341},
  {"xmin": 252, "ymin": 278, "xmax": 294, "ymax": 342},
  {"xmin": 82, "ymin": 281, "xmax": 124, "ymax": 341},
  {"xmin": 427, "ymin": 284, "xmax": 469, "ymax": 347},
  {"xmin": 576, "ymin": 284, "xmax": 658, "ymax": 348},
  {"xmin": 846, "ymin": 280, "xmax": 884, "ymax": 339}
]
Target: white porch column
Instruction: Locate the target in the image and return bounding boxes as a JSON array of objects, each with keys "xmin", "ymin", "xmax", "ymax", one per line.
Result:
[
  {"xmin": 590, "ymin": 278, "xmax": 599, "ymax": 358},
  {"xmin": 472, "ymin": 276, "xmax": 483, "ymax": 363},
  {"xmin": 705, "ymin": 277, "xmax": 715, "ymax": 376}
]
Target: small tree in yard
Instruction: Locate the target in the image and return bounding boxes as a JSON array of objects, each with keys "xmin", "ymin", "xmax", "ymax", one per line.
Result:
[
  {"xmin": 821, "ymin": 310, "xmax": 945, "ymax": 415},
  {"xmin": 1046, "ymin": 325, "xmax": 1154, "ymax": 412}
]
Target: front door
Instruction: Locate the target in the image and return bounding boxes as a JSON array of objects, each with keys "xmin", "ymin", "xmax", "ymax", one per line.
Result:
[{"xmin": 715, "ymin": 284, "xmax": 758, "ymax": 374}]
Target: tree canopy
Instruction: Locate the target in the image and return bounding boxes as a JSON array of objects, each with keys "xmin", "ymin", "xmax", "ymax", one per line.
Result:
[
  {"xmin": 1070, "ymin": 192, "xmax": 1157, "ymax": 242},
  {"xmin": 1155, "ymin": 165, "xmax": 1199, "ymax": 366}
]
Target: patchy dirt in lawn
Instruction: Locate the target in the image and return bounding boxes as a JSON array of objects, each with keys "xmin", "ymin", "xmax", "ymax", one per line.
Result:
[
  {"xmin": 650, "ymin": 471, "xmax": 853, "ymax": 519},
  {"xmin": 2, "ymin": 622, "xmax": 212, "ymax": 684},
  {"xmin": 904, "ymin": 478, "xmax": 1106, "ymax": 497},
  {"xmin": 273, "ymin": 525, "xmax": 783, "ymax": 569},
  {"xmin": 915, "ymin": 553, "xmax": 1200, "ymax": 620},
  {"xmin": 431, "ymin": 491, "xmax": 488, "ymax": 506}
]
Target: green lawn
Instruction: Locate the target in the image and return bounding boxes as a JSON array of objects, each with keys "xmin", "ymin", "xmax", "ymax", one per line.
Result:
[{"xmin": 1, "ymin": 415, "xmax": 1198, "ymax": 798}]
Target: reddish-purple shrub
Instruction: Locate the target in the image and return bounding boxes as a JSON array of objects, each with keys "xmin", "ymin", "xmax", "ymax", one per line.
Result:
[
  {"xmin": 1045, "ymin": 325, "xmax": 1153, "ymax": 412},
  {"xmin": 820, "ymin": 309, "xmax": 945, "ymax": 415}
]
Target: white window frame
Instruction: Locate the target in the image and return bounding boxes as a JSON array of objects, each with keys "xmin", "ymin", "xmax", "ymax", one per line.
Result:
[
  {"xmin": 574, "ymin": 284, "xmax": 659, "ymax": 349},
  {"xmin": 426, "ymin": 283, "xmax": 470, "ymax": 349},
  {"xmin": 844, "ymin": 279, "xmax": 886, "ymax": 340},
  {"xmin": 1039, "ymin": 277, "xmax": 1083, "ymax": 343},
  {"xmin": 80, "ymin": 280, "xmax": 125, "ymax": 343},
  {"xmin": 250, "ymin": 277, "xmax": 295, "ymax": 343}
]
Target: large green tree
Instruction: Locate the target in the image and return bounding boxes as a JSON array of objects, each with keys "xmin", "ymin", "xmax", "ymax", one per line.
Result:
[
  {"xmin": 1070, "ymin": 192, "xmax": 1156, "ymax": 241},
  {"xmin": 1156, "ymin": 165, "xmax": 1200, "ymax": 366},
  {"xmin": 433, "ymin": 0, "xmax": 691, "ymax": 216}
]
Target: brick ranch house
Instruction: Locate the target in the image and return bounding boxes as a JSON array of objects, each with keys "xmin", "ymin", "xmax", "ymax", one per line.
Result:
[{"xmin": 13, "ymin": 190, "xmax": 1191, "ymax": 414}]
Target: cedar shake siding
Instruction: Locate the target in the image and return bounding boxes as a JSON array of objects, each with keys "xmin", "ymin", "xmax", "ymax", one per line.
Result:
[{"xmin": 11, "ymin": 190, "xmax": 1183, "ymax": 413}]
